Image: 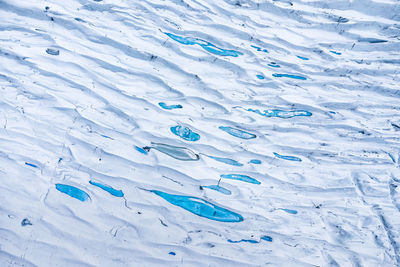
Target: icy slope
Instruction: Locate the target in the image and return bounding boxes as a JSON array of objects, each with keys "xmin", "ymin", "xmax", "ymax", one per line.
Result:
[{"xmin": 1, "ymin": 0, "xmax": 400, "ymax": 266}]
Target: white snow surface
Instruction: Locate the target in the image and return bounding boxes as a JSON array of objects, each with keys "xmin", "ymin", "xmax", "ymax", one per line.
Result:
[{"xmin": 1, "ymin": 0, "xmax": 400, "ymax": 266}]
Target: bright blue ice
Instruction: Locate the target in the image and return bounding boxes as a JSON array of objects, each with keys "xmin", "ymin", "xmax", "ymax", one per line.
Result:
[
  {"xmin": 273, "ymin": 152, "xmax": 302, "ymax": 162},
  {"xmin": 228, "ymin": 235, "xmax": 272, "ymax": 243},
  {"xmin": 170, "ymin": 125, "xmax": 200, "ymax": 141},
  {"xmin": 268, "ymin": 63, "xmax": 280, "ymax": 68},
  {"xmin": 330, "ymin": 50, "xmax": 342, "ymax": 55},
  {"xmin": 203, "ymin": 185, "xmax": 232, "ymax": 195},
  {"xmin": 219, "ymin": 126, "xmax": 256, "ymax": 139},
  {"xmin": 89, "ymin": 180, "xmax": 124, "ymax": 197},
  {"xmin": 256, "ymin": 75, "xmax": 265, "ymax": 80},
  {"xmin": 297, "ymin": 56, "xmax": 309, "ymax": 60},
  {"xmin": 135, "ymin": 146, "xmax": 148, "ymax": 155},
  {"xmin": 25, "ymin": 162, "xmax": 38, "ymax": 168},
  {"xmin": 55, "ymin": 184, "xmax": 90, "ymax": 202},
  {"xmin": 260, "ymin": 236, "xmax": 273, "ymax": 242},
  {"xmin": 281, "ymin": 209, "xmax": 298, "ymax": 214},
  {"xmin": 247, "ymin": 108, "xmax": 312, "ymax": 118},
  {"xmin": 249, "ymin": 159, "xmax": 261, "ymax": 164},
  {"xmin": 151, "ymin": 190, "xmax": 243, "ymax": 222},
  {"xmin": 272, "ymin": 73, "xmax": 307, "ymax": 80},
  {"xmin": 227, "ymin": 239, "xmax": 258, "ymax": 244},
  {"xmin": 251, "ymin": 45, "xmax": 268, "ymax": 53},
  {"xmin": 220, "ymin": 174, "xmax": 261, "ymax": 184},
  {"xmin": 164, "ymin": 32, "xmax": 243, "ymax": 57},
  {"xmin": 159, "ymin": 102, "xmax": 182, "ymax": 110}
]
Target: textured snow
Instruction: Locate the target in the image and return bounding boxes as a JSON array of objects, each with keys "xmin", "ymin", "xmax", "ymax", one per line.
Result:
[{"xmin": 0, "ymin": 0, "xmax": 400, "ymax": 266}]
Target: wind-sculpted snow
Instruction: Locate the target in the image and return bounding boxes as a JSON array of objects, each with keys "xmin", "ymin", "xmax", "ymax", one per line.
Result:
[{"xmin": 0, "ymin": 0, "xmax": 400, "ymax": 266}]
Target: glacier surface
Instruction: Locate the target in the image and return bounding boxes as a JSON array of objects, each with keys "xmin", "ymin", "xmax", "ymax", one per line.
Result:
[{"xmin": 1, "ymin": 0, "xmax": 400, "ymax": 266}]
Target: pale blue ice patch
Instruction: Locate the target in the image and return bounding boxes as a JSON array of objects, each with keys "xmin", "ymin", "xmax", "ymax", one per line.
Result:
[
  {"xmin": 273, "ymin": 152, "xmax": 302, "ymax": 162},
  {"xmin": 203, "ymin": 185, "xmax": 232, "ymax": 195},
  {"xmin": 151, "ymin": 190, "xmax": 243, "ymax": 222},
  {"xmin": 206, "ymin": 155, "xmax": 243, "ymax": 166},
  {"xmin": 148, "ymin": 143, "xmax": 200, "ymax": 161},
  {"xmin": 220, "ymin": 174, "xmax": 261, "ymax": 184},
  {"xmin": 219, "ymin": 126, "xmax": 256, "ymax": 139},
  {"xmin": 247, "ymin": 108, "xmax": 312, "ymax": 118}
]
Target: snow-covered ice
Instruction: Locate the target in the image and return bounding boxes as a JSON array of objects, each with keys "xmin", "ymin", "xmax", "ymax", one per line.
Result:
[{"xmin": 0, "ymin": 0, "xmax": 400, "ymax": 266}]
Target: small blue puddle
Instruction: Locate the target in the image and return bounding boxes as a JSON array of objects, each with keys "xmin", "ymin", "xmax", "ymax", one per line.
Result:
[
  {"xmin": 203, "ymin": 185, "xmax": 232, "ymax": 195},
  {"xmin": 272, "ymin": 73, "xmax": 307, "ymax": 80},
  {"xmin": 249, "ymin": 159, "xmax": 261, "ymax": 164},
  {"xmin": 281, "ymin": 208, "xmax": 298, "ymax": 214},
  {"xmin": 55, "ymin": 184, "xmax": 90, "ymax": 202},
  {"xmin": 46, "ymin": 48, "xmax": 59, "ymax": 56},
  {"xmin": 261, "ymin": 236, "xmax": 273, "ymax": 242},
  {"xmin": 251, "ymin": 45, "xmax": 268, "ymax": 53},
  {"xmin": 21, "ymin": 218, "xmax": 32, "ymax": 226},
  {"xmin": 247, "ymin": 108, "xmax": 312, "ymax": 118},
  {"xmin": 273, "ymin": 152, "xmax": 302, "ymax": 162},
  {"xmin": 358, "ymin": 38, "xmax": 387, "ymax": 43},
  {"xmin": 228, "ymin": 239, "xmax": 258, "ymax": 244},
  {"xmin": 151, "ymin": 190, "xmax": 243, "ymax": 222},
  {"xmin": 135, "ymin": 146, "xmax": 148, "ymax": 155},
  {"xmin": 168, "ymin": 252, "xmax": 176, "ymax": 256},
  {"xmin": 297, "ymin": 55, "xmax": 309, "ymax": 60},
  {"xmin": 89, "ymin": 180, "xmax": 124, "ymax": 197},
  {"xmin": 268, "ymin": 63, "xmax": 280, "ymax": 68},
  {"xmin": 228, "ymin": 235, "xmax": 272, "ymax": 243},
  {"xmin": 256, "ymin": 74, "xmax": 265, "ymax": 80},
  {"xmin": 207, "ymin": 155, "xmax": 242, "ymax": 166},
  {"xmin": 220, "ymin": 174, "xmax": 261, "ymax": 184},
  {"xmin": 171, "ymin": 125, "xmax": 200, "ymax": 141},
  {"xmin": 101, "ymin": 134, "xmax": 113, "ymax": 140},
  {"xmin": 164, "ymin": 32, "xmax": 242, "ymax": 57},
  {"xmin": 330, "ymin": 50, "xmax": 341, "ymax": 55},
  {"xmin": 159, "ymin": 102, "xmax": 182, "ymax": 110},
  {"xmin": 219, "ymin": 126, "xmax": 256, "ymax": 139},
  {"xmin": 25, "ymin": 162, "xmax": 38, "ymax": 168}
]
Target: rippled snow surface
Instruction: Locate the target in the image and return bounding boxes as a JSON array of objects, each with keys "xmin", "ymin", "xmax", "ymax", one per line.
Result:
[{"xmin": 1, "ymin": 0, "xmax": 400, "ymax": 266}]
